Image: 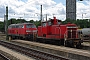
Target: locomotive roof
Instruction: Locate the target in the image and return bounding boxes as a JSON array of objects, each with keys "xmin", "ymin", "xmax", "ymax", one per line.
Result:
[
  {"xmin": 66, "ymin": 22, "xmax": 77, "ymax": 26},
  {"xmin": 9, "ymin": 23, "xmax": 34, "ymax": 26}
]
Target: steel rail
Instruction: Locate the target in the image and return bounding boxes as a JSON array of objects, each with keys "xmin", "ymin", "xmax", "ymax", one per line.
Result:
[{"xmin": 0, "ymin": 53, "xmax": 10, "ymax": 60}]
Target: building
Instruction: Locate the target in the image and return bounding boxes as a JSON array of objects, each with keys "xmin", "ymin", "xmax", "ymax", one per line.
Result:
[{"xmin": 66, "ymin": 0, "xmax": 76, "ymax": 20}]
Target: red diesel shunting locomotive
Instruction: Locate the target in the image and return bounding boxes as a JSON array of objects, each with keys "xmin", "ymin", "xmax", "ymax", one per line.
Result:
[
  {"xmin": 8, "ymin": 23, "xmax": 37, "ymax": 40},
  {"xmin": 37, "ymin": 17, "xmax": 83, "ymax": 48}
]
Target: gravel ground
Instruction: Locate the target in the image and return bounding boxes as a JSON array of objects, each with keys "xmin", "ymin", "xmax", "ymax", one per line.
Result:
[
  {"xmin": 0, "ymin": 50, "xmax": 19, "ymax": 60},
  {"xmin": 82, "ymin": 42, "xmax": 90, "ymax": 46},
  {"xmin": 0, "ymin": 32, "xmax": 6, "ymax": 40}
]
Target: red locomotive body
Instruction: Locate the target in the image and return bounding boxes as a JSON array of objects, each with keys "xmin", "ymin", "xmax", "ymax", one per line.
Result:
[
  {"xmin": 38, "ymin": 17, "xmax": 83, "ymax": 47},
  {"xmin": 8, "ymin": 23, "xmax": 37, "ymax": 40}
]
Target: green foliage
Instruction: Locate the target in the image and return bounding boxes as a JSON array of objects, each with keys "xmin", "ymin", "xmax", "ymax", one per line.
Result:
[
  {"xmin": 62, "ymin": 18, "xmax": 76, "ymax": 24},
  {"xmin": 34, "ymin": 20, "xmax": 41, "ymax": 27},
  {"xmin": 16, "ymin": 19, "xmax": 27, "ymax": 23},
  {"xmin": 62, "ymin": 19, "xmax": 90, "ymax": 28},
  {"xmin": 28, "ymin": 20, "xmax": 41, "ymax": 27},
  {"xmin": 8, "ymin": 18, "xmax": 27, "ymax": 25},
  {"xmin": 8, "ymin": 18, "xmax": 41, "ymax": 28},
  {"xmin": 29, "ymin": 20, "xmax": 34, "ymax": 23},
  {"xmin": 0, "ymin": 21, "xmax": 4, "ymax": 32}
]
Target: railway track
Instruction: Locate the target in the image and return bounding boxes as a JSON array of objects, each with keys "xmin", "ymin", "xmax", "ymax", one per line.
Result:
[
  {"xmin": 0, "ymin": 40, "xmax": 69, "ymax": 60},
  {"xmin": 0, "ymin": 53, "xmax": 10, "ymax": 60}
]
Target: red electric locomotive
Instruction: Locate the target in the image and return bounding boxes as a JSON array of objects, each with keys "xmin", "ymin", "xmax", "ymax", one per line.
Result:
[
  {"xmin": 38, "ymin": 17, "xmax": 83, "ymax": 47},
  {"xmin": 8, "ymin": 23, "xmax": 37, "ymax": 40}
]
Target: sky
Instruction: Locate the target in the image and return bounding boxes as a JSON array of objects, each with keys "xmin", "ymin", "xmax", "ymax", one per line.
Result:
[{"xmin": 0, "ymin": 0, "xmax": 90, "ymax": 21}]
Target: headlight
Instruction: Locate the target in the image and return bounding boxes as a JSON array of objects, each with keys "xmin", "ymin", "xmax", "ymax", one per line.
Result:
[
  {"xmin": 26, "ymin": 30, "xmax": 31, "ymax": 32},
  {"xmin": 33, "ymin": 30, "xmax": 37, "ymax": 32}
]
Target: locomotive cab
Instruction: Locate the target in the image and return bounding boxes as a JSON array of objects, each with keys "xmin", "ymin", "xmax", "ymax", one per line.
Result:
[
  {"xmin": 64, "ymin": 23, "xmax": 83, "ymax": 47},
  {"xmin": 38, "ymin": 17, "xmax": 62, "ymax": 37}
]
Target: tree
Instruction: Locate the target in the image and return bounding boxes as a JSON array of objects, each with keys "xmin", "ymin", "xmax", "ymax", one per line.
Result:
[
  {"xmin": 9, "ymin": 18, "xmax": 16, "ymax": 24},
  {"xmin": 16, "ymin": 19, "xmax": 26, "ymax": 23},
  {"xmin": 34, "ymin": 20, "xmax": 41, "ymax": 27},
  {"xmin": 0, "ymin": 22, "xmax": 4, "ymax": 32},
  {"xmin": 29, "ymin": 20, "xmax": 34, "ymax": 23}
]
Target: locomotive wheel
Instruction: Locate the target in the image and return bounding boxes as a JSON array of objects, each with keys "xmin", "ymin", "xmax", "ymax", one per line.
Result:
[
  {"xmin": 64, "ymin": 40, "xmax": 68, "ymax": 47},
  {"xmin": 9, "ymin": 36, "xmax": 12, "ymax": 41},
  {"xmin": 57, "ymin": 40, "xmax": 61, "ymax": 46},
  {"xmin": 69, "ymin": 40, "xmax": 74, "ymax": 47},
  {"xmin": 76, "ymin": 42, "xmax": 82, "ymax": 49},
  {"xmin": 61, "ymin": 39, "xmax": 64, "ymax": 45},
  {"xmin": 65, "ymin": 40, "xmax": 74, "ymax": 47}
]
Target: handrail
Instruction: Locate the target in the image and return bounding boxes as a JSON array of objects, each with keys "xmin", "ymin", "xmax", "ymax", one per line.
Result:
[
  {"xmin": 64, "ymin": 31, "xmax": 67, "ymax": 41},
  {"xmin": 60, "ymin": 28, "xmax": 61, "ymax": 38}
]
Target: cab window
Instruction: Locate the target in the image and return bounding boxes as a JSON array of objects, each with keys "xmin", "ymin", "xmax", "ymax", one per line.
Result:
[
  {"xmin": 19, "ymin": 25, "xmax": 24, "ymax": 28},
  {"xmin": 31, "ymin": 25, "xmax": 36, "ymax": 28},
  {"xmin": 58, "ymin": 21, "xmax": 61, "ymax": 24},
  {"xmin": 26, "ymin": 24, "xmax": 36, "ymax": 28},
  {"xmin": 26, "ymin": 24, "xmax": 31, "ymax": 28},
  {"xmin": 48, "ymin": 22, "xmax": 52, "ymax": 26},
  {"xmin": 42, "ymin": 23, "xmax": 46, "ymax": 27}
]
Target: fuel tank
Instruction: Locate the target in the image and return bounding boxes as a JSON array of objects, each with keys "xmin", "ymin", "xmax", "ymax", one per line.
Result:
[{"xmin": 82, "ymin": 28, "xmax": 90, "ymax": 36}]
